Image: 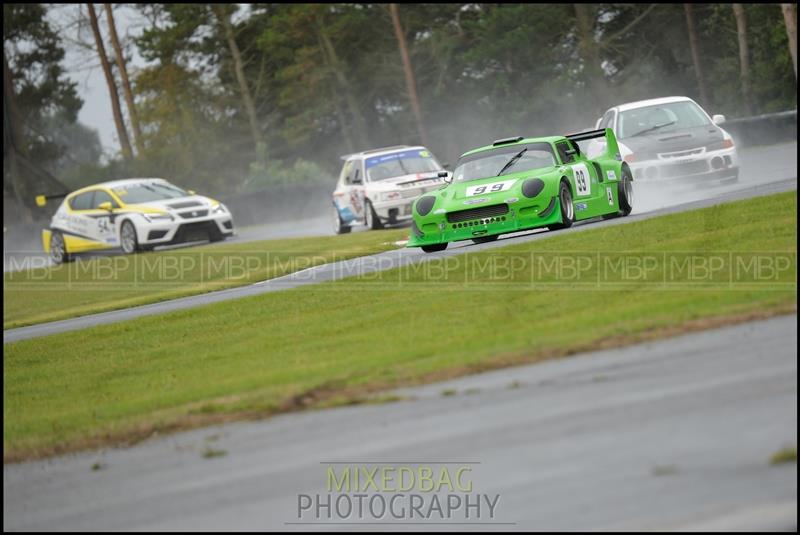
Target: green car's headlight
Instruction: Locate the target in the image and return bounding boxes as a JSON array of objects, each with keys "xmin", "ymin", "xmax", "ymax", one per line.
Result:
[
  {"xmin": 521, "ymin": 178, "xmax": 545, "ymax": 198},
  {"xmin": 416, "ymin": 196, "xmax": 436, "ymax": 216}
]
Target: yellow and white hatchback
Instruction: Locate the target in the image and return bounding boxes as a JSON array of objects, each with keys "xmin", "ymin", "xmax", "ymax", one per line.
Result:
[{"xmin": 39, "ymin": 178, "xmax": 234, "ymax": 263}]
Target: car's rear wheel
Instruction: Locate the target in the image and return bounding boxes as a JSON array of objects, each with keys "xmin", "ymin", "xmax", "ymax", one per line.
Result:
[
  {"xmin": 472, "ymin": 234, "xmax": 499, "ymax": 244},
  {"xmin": 332, "ymin": 204, "xmax": 351, "ymax": 234},
  {"xmin": 548, "ymin": 181, "xmax": 574, "ymax": 231},
  {"xmin": 120, "ymin": 220, "xmax": 139, "ymax": 254},
  {"xmin": 618, "ymin": 168, "xmax": 633, "ymax": 216},
  {"xmin": 49, "ymin": 231, "xmax": 73, "ymax": 264},
  {"xmin": 421, "ymin": 243, "xmax": 448, "ymax": 253},
  {"xmin": 602, "ymin": 170, "xmax": 633, "ymax": 220},
  {"xmin": 365, "ymin": 200, "xmax": 384, "ymax": 230}
]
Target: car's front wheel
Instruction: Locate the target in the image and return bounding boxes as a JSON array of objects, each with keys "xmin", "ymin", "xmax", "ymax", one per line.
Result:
[
  {"xmin": 618, "ymin": 168, "xmax": 633, "ymax": 216},
  {"xmin": 365, "ymin": 200, "xmax": 384, "ymax": 230},
  {"xmin": 120, "ymin": 220, "xmax": 139, "ymax": 254},
  {"xmin": 332, "ymin": 204, "xmax": 351, "ymax": 234},
  {"xmin": 421, "ymin": 243, "xmax": 448, "ymax": 253},
  {"xmin": 49, "ymin": 230, "xmax": 73, "ymax": 264},
  {"xmin": 548, "ymin": 181, "xmax": 574, "ymax": 231}
]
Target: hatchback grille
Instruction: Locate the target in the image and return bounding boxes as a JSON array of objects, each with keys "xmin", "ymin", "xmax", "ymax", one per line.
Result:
[
  {"xmin": 446, "ymin": 203, "xmax": 509, "ymax": 223},
  {"xmin": 401, "ymin": 188, "xmax": 422, "ymax": 199},
  {"xmin": 169, "ymin": 201, "xmax": 203, "ymax": 209},
  {"xmin": 178, "ymin": 209, "xmax": 209, "ymax": 219},
  {"xmin": 661, "ymin": 160, "xmax": 708, "ymax": 178}
]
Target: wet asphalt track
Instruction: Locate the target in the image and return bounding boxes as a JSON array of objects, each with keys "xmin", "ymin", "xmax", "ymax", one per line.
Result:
[
  {"xmin": 4, "ymin": 169, "xmax": 797, "ymax": 343},
  {"xmin": 2, "ymin": 143, "xmax": 797, "ymax": 530},
  {"xmin": 3, "ymin": 314, "xmax": 796, "ymax": 530}
]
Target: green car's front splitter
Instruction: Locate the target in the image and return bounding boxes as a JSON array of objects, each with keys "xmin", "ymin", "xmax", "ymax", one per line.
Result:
[{"xmin": 408, "ymin": 195, "xmax": 564, "ymax": 247}]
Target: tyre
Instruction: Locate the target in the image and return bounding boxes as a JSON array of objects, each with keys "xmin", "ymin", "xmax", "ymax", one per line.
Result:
[
  {"xmin": 618, "ymin": 168, "xmax": 633, "ymax": 216},
  {"xmin": 332, "ymin": 204, "xmax": 351, "ymax": 234},
  {"xmin": 548, "ymin": 181, "xmax": 574, "ymax": 231},
  {"xmin": 472, "ymin": 234, "xmax": 499, "ymax": 244},
  {"xmin": 421, "ymin": 243, "xmax": 448, "ymax": 253},
  {"xmin": 365, "ymin": 200, "xmax": 384, "ymax": 230},
  {"xmin": 120, "ymin": 219, "xmax": 140, "ymax": 254},
  {"xmin": 49, "ymin": 230, "xmax": 73, "ymax": 264}
]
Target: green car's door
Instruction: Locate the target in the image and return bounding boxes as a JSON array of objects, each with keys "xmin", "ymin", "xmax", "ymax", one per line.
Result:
[{"xmin": 555, "ymin": 140, "xmax": 609, "ymax": 220}]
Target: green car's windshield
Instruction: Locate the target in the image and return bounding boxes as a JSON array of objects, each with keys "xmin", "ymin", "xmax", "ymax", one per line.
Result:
[
  {"xmin": 617, "ymin": 100, "xmax": 710, "ymax": 139},
  {"xmin": 453, "ymin": 143, "xmax": 556, "ymax": 183},
  {"xmin": 112, "ymin": 182, "xmax": 189, "ymax": 203}
]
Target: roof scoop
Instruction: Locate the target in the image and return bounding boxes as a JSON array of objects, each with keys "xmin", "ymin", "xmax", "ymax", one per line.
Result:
[{"xmin": 492, "ymin": 136, "xmax": 523, "ymax": 146}]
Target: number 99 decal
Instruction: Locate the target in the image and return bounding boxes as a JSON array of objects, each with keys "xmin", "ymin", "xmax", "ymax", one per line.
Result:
[
  {"xmin": 572, "ymin": 163, "xmax": 591, "ymax": 197},
  {"xmin": 466, "ymin": 179, "xmax": 516, "ymax": 197}
]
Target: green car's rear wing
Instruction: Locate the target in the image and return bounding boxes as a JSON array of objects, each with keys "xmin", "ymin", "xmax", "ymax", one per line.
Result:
[{"xmin": 566, "ymin": 128, "xmax": 622, "ymax": 161}]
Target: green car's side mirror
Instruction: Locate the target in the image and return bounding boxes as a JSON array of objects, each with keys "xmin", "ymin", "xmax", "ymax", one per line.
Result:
[{"xmin": 98, "ymin": 201, "xmax": 114, "ymax": 212}]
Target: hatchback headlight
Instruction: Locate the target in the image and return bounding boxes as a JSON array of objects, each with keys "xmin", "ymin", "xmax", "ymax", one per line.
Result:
[
  {"xmin": 143, "ymin": 212, "xmax": 174, "ymax": 222},
  {"xmin": 212, "ymin": 203, "xmax": 228, "ymax": 214}
]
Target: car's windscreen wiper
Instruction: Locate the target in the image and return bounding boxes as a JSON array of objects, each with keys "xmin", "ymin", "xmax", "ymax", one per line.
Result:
[
  {"xmin": 397, "ymin": 158, "xmax": 409, "ymax": 175},
  {"xmin": 496, "ymin": 148, "xmax": 527, "ymax": 176},
  {"xmin": 629, "ymin": 121, "xmax": 676, "ymax": 138}
]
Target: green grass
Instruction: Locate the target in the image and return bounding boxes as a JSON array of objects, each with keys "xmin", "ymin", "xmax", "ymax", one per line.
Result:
[
  {"xmin": 3, "ymin": 229, "xmax": 407, "ymax": 329},
  {"xmin": 3, "ymin": 192, "xmax": 796, "ymax": 461}
]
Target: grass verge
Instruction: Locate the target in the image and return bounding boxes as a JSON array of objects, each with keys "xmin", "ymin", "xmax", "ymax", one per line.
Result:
[
  {"xmin": 3, "ymin": 229, "xmax": 407, "ymax": 329},
  {"xmin": 4, "ymin": 192, "xmax": 796, "ymax": 462}
]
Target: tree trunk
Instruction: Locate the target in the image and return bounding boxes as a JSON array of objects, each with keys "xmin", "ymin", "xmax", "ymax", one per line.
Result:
[
  {"xmin": 389, "ymin": 3, "xmax": 429, "ymax": 147},
  {"xmin": 318, "ymin": 31, "xmax": 367, "ymax": 148},
  {"xmin": 87, "ymin": 3, "xmax": 133, "ymax": 160},
  {"xmin": 683, "ymin": 3, "xmax": 710, "ymax": 106},
  {"xmin": 313, "ymin": 31, "xmax": 356, "ymax": 154},
  {"xmin": 732, "ymin": 4, "xmax": 754, "ymax": 115},
  {"xmin": 4, "ymin": 52, "xmax": 32, "ymax": 222},
  {"xmin": 213, "ymin": 5, "xmax": 263, "ymax": 153},
  {"xmin": 105, "ymin": 3, "xmax": 143, "ymax": 154},
  {"xmin": 573, "ymin": 4, "xmax": 607, "ymax": 113},
  {"xmin": 782, "ymin": 4, "xmax": 797, "ymax": 80},
  {"xmin": 316, "ymin": 18, "xmax": 368, "ymax": 149}
]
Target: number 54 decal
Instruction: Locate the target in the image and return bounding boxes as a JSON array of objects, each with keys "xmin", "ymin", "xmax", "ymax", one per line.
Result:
[
  {"xmin": 97, "ymin": 216, "xmax": 111, "ymax": 234},
  {"xmin": 466, "ymin": 179, "xmax": 516, "ymax": 197},
  {"xmin": 572, "ymin": 163, "xmax": 591, "ymax": 197}
]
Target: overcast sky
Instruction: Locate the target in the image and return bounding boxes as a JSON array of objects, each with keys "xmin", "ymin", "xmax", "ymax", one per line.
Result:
[
  {"xmin": 48, "ymin": 4, "xmax": 148, "ymax": 158},
  {"xmin": 47, "ymin": 4, "xmax": 252, "ymax": 161}
]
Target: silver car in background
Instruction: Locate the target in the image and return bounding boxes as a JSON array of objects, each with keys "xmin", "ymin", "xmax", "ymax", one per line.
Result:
[{"xmin": 589, "ymin": 96, "xmax": 739, "ymax": 184}]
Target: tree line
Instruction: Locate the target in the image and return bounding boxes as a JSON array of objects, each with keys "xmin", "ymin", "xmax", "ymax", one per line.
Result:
[{"xmin": 4, "ymin": 3, "xmax": 797, "ymax": 221}]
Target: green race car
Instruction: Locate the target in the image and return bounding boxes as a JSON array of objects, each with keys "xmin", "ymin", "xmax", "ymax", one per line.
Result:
[{"xmin": 408, "ymin": 128, "xmax": 633, "ymax": 252}]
